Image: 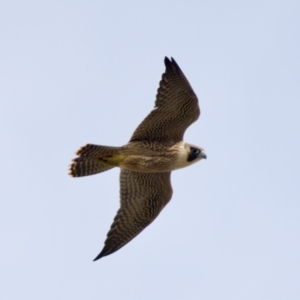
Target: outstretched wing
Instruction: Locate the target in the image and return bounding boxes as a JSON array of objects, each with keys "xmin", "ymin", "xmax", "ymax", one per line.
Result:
[
  {"xmin": 130, "ymin": 57, "xmax": 200, "ymax": 144},
  {"xmin": 93, "ymin": 170, "xmax": 173, "ymax": 260}
]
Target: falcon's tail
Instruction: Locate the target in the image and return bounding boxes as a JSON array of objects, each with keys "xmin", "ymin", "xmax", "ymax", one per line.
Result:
[{"xmin": 68, "ymin": 144, "xmax": 124, "ymax": 177}]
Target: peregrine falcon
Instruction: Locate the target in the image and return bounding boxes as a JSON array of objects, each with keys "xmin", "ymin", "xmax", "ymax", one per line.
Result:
[{"xmin": 69, "ymin": 57, "xmax": 206, "ymax": 260}]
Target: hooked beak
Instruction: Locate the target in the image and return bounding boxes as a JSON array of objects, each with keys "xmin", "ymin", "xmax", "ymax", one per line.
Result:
[{"xmin": 200, "ymin": 152, "xmax": 207, "ymax": 159}]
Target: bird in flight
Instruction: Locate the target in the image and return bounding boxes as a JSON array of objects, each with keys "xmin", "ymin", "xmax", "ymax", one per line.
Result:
[{"xmin": 69, "ymin": 57, "xmax": 206, "ymax": 260}]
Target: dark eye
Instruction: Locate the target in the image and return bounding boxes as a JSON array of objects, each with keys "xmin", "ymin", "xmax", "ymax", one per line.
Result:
[
  {"xmin": 191, "ymin": 148, "xmax": 200, "ymax": 154},
  {"xmin": 187, "ymin": 147, "xmax": 201, "ymax": 162}
]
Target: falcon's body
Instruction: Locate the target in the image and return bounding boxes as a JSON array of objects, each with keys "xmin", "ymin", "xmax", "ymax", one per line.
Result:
[{"xmin": 69, "ymin": 57, "xmax": 206, "ymax": 260}]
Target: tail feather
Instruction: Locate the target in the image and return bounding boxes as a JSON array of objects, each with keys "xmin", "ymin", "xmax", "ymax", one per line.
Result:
[
  {"xmin": 76, "ymin": 144, "xmax": 121, "ymax": 157},
  {"xmin": 69, "ymin": 157, "xmax": 114, "ymax": 177},
  {"xmin": 69, "ymin": 144, "xmax": 123, "ymax": 177}
]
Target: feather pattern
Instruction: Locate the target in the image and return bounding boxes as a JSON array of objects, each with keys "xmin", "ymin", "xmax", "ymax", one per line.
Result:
[
  {"xmin": 93, "ymin": 170, "xmax": 172, "ymax": 260},
  {"xmin": 130, "ymin": 57, "xmax": 200, "ymax": 143}
]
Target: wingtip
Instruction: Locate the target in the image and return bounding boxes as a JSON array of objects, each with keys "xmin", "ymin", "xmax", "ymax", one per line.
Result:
[
  {"xmin": 164, "ymin": 56, "xmax": 180, "ymax": 72},
  {"xmin": 164, "ymin": 56, "xmax": 171, "ymax": 67},
  {"xmin": 93, "ymin": 247, "xmax": 108, "ymax": 261},
  {"xmin": 93, "ymin": 252, "xmax": 104, "ymax": 261}
]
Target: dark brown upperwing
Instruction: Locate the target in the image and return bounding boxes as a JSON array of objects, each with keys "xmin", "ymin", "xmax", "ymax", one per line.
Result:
[
  {"xmin": 129, "ymin": 57, "xmax": 200, "ymax": 144},
  {"xmin": 93, "ymin": 170, "xmax": 172, "ymax": 260}
]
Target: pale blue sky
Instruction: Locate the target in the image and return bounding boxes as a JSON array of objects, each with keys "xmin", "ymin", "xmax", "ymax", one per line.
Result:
[{"xmin": 1, "ymin": 1, "xmax": 299, "ymax": 299}]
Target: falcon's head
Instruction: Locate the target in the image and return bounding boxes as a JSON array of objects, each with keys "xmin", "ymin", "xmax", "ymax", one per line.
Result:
[{"xmin": 186, "ymin": 144, "xmax": 207, "ymax": 162}]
